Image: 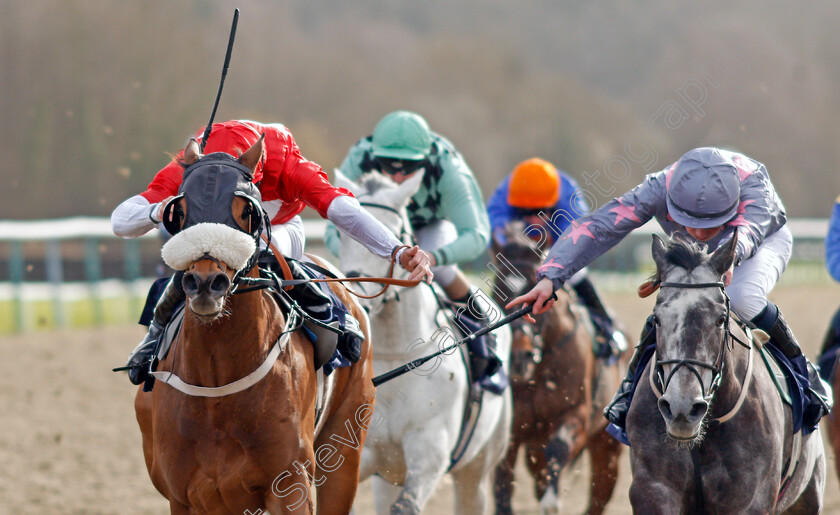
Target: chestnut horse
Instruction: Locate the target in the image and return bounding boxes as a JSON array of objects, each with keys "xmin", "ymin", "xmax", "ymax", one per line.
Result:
[
  {"xmin": 491, "ymin": 223, "xmax": 625, "ymax": 515},
  {"xmin": 135, "ymin": 137, "xmax": 375, "ymax": 514}
]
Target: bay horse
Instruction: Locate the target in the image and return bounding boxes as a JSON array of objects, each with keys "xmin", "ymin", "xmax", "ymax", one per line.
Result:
[
  {"xmin": 332, "ymin": 170, "xmax": 512, "ymax": 515},
  {"xmin": 490, "ymin": 222, "xmax": 624, "ymax": 515},
  {"xmin": 135, "ymin": 137, "xmax": 375, "ymax": 514},
  {"xmin": 627, "ymin": 234, "xmax": 824, "ymax": 514}
]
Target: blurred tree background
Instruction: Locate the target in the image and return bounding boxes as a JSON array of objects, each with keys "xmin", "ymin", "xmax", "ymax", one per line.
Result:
[{"xmin": 3, "ymin": 0, "xmax": 839, "ymax": 220}]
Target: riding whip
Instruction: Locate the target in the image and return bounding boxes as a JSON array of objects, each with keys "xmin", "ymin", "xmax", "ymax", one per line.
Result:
[
  {"xmin": 199, "ymin": 8, "xmax": 240, "ymax": 152},
  {"xmin": 371, "ymin": 293, "xmax": 557, "ymax": 387}
]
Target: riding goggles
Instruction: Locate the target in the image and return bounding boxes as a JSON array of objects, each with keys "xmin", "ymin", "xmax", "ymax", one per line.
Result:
[
  {"xmin": 376, "ymin": 157, "xmax": 427, "ymax": 176},
  {"xmin": 512, "ymin": 207, "xmax": 547, "ymax": 218}
]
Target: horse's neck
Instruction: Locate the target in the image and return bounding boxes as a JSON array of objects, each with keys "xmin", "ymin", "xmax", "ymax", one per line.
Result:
[
  {"xmin": 547, "ymin": 294, "xmax": 578, "ymax": 337},
  {"xmin": 179, "ymin": 291, "xmax": 280, "ymax": 381},
  {"xmin": 370, "ymin": 285, "xmax": 438, "ymax": 350}
]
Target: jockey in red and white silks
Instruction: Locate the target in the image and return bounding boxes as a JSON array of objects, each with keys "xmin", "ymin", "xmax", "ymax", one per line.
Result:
[
  {"xmin": 112, "ymin": 120, "xmax": 432, "ymax": 279},
  {"xmin": 111, "ymin": 120, "xmax": 433, "ymax": 386}
]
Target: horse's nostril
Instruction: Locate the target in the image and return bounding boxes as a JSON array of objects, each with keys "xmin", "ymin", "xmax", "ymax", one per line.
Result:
[
  {"xmin": 658, "ymin": 399, "xmax": 673, "ymax": 420},
  {"xmin": 210, "ymin": 273, "xmax": 231, "ymax": 295},
  {"xmin": 182, "ymin": 273, "xmax": 199, "ymax": 295},
  {"xmin": 689, "ymin": 401, "xmax": 708, "ymax": 420}
]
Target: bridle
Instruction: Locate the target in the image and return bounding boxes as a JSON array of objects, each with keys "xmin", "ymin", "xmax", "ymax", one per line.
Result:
[
  {"xmin": 340, "ymin": 201, "xmax": 415, "ymax": 308},
  {"xmin": 654, "ymin": 281, "xmax": 731, "ymax": 403},
  {"xmin": 652, "ymin": 281, "xmax": 752, "ymax": 414},
  {"xmin": 358, "ymin": 201, "xmax": 413, "ymax": 244}
]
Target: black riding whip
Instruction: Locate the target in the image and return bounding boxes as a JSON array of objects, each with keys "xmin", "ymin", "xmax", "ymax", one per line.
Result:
[
  {"xmin": 199, "ymin": 8, "xmax": 240, "ymax": 153},
  {"xmin": 371, "ymin": 294, "xmax": 557, "ymax": 387}
]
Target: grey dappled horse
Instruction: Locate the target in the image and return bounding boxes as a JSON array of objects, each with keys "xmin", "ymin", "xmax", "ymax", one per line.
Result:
[{"xmin": 627, "ymin": 234, "xmax": 824, "ymax": 514}]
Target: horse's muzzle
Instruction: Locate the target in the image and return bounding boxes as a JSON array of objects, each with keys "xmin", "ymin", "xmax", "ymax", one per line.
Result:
[
  {"xmin": 182, "ymin": 270, "xmax": 231, "ymax": 317},
  {"xmin": 658, "ymin": 395, "xmax": 708, "ymax": 440},
  {"xmin": 183, "ymin": 270, "xmax": 231, "ymax": 298}
]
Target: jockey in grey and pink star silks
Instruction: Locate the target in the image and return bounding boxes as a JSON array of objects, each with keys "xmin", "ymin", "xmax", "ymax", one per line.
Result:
[{"xmin": 536, "ymin": 148, "xmax": 787, "ymax": 289}]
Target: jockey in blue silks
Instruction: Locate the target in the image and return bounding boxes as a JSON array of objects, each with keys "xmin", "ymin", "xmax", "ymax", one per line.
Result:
[
  {"xmin": 487, "ymin": 157, "xmax": 623, "ymax": 356},
  {"xmin": 818, "ymin": 196, "xmax": 840, "ymax": 381}
]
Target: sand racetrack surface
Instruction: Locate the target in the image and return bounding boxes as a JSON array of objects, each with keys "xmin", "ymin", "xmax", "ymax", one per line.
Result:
[{"xmin": 2, "ymin": 284, "xmax": 839, "ymax": 514}]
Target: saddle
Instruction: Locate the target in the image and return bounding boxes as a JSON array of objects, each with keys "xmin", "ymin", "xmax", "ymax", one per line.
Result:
[
  {"xmin": 574, "ymin": 304, "xmax": 627, "ymax": 364},
  {"xmin": 260, "ymin": 256, "xmax": 363, "ymax": 375},
  {"xmin": 755, "ymin": 339, "xmax": 810, "ymax": 434},
  {"xmin": 758, "ymin": 343, "xmax": 793, "ymax": 407}
]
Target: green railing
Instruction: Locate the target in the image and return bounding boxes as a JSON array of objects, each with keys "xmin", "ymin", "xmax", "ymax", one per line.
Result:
[{"xmin": 0, "ymin": 217, "xmax": 831, "ymax": 333}]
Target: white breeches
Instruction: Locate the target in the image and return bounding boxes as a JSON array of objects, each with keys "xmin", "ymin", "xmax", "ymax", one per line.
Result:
[
  {"xmin": 726, "ymin": 226, "xmax": 793, "ymax": 320},
  {"xmin": 415, "ymin": 219, "xmax": 459, "ymax": 287}
]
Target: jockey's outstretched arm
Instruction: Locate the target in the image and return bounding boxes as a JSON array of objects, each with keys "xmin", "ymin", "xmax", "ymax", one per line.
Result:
[{"xmin": 326, "ymin": 195, "xmax": 433, "ymax": 283}]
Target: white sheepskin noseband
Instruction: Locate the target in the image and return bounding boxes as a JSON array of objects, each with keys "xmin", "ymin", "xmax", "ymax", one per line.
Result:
[{"xmin": 161, "ymin": 223, "xmax": 257, "ymax": 271}]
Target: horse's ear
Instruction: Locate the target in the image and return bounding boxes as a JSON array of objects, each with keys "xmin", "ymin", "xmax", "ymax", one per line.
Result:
[
  {"xmin": 333, "ymin": 168, "xmax": 361, "ymax": 195},
  {"xmin": 709, "ymin": 231, "xmax": 738, "ymax": 277},
  {"xmin": 651, "ymin": 234, "xmax": 668, "ymax": 277},
  {"xmin": 238, "ymin": 133, "xmax": 265, "ymax": 174},
  {"xmin": 182, "ymin": 138, "xmax": 201, "ymax": 165}
]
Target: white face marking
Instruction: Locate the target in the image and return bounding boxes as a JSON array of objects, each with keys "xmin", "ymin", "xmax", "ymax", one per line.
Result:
[
  {"xmin": 539, "ymin": 484, "xmax": 561, "ymax": 514},
  {"xmin": 656, "ymin": 267, "xmax": 725, "ymax": 431}
]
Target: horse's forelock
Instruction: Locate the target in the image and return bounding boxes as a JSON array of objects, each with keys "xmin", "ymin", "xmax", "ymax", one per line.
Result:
[
  {"xmin": 663, "ymin": 237, "xmax": 710, "ymax": 273},
  {"xmin": 359, "ymin": 172, "xmax": 398, "ymax": 196}
]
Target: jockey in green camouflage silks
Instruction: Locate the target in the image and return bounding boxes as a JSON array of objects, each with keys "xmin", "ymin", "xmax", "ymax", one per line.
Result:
[{"xmin": 326, "ymin": 110, "xmax": 507, "ymax": 393}]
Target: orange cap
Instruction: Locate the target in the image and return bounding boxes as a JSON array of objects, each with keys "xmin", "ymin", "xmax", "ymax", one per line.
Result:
[{"xmin": 507, "ymin": 158, "xmax": 560, "ymax": 209}]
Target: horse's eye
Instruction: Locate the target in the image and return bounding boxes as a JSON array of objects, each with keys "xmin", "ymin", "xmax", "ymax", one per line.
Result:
[
  {"xmin": 240, "ymin": 204, "xmax": 252, "ymax": 218},
  {"xmin": 652, "ymin": 315, "xmax": 661, "ymax": 326},
  {"xmin": 716, "ymin": 314, "xmax": 727, "ymax": 326}
]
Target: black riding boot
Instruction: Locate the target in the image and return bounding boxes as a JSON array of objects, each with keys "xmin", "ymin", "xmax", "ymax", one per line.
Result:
[
  {"xmin": 603, "ymin": 314, "xmax": 657, "ymax": 427},
  {"xmin": 752, "ymin": 303, "xmax": 833, "ymax": 426},
  {"xmin": 572, "ymin": 275, "xmax": 627, "ymax": 357},
  {"xmin": 125, "ymin": 271, "xmax": 185, "ymax": 385},
  {"xmin": 453, "ymin": 291, "xmax": 506, "ymax": 394}
]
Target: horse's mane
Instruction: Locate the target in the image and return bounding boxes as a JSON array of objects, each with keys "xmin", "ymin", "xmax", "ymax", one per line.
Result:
[{"xmin": 360, "ymin": 172, "xmax": 398, "ymax": 195}]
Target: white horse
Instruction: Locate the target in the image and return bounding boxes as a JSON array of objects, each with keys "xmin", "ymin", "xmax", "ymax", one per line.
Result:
[{"xmin": 334, "ymin": 170, "xmax": 512, "ymax": 515}]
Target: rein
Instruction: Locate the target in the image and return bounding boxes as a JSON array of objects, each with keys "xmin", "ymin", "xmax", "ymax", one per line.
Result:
[{"xmin": 255, "ymin": 234, "xmax": 420, "ymax": 299}]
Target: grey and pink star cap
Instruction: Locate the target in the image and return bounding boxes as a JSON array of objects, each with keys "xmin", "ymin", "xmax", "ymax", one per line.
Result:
[{"xmin": 666, "ymin": 147, "xmax": 741, "ymax": 229}]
